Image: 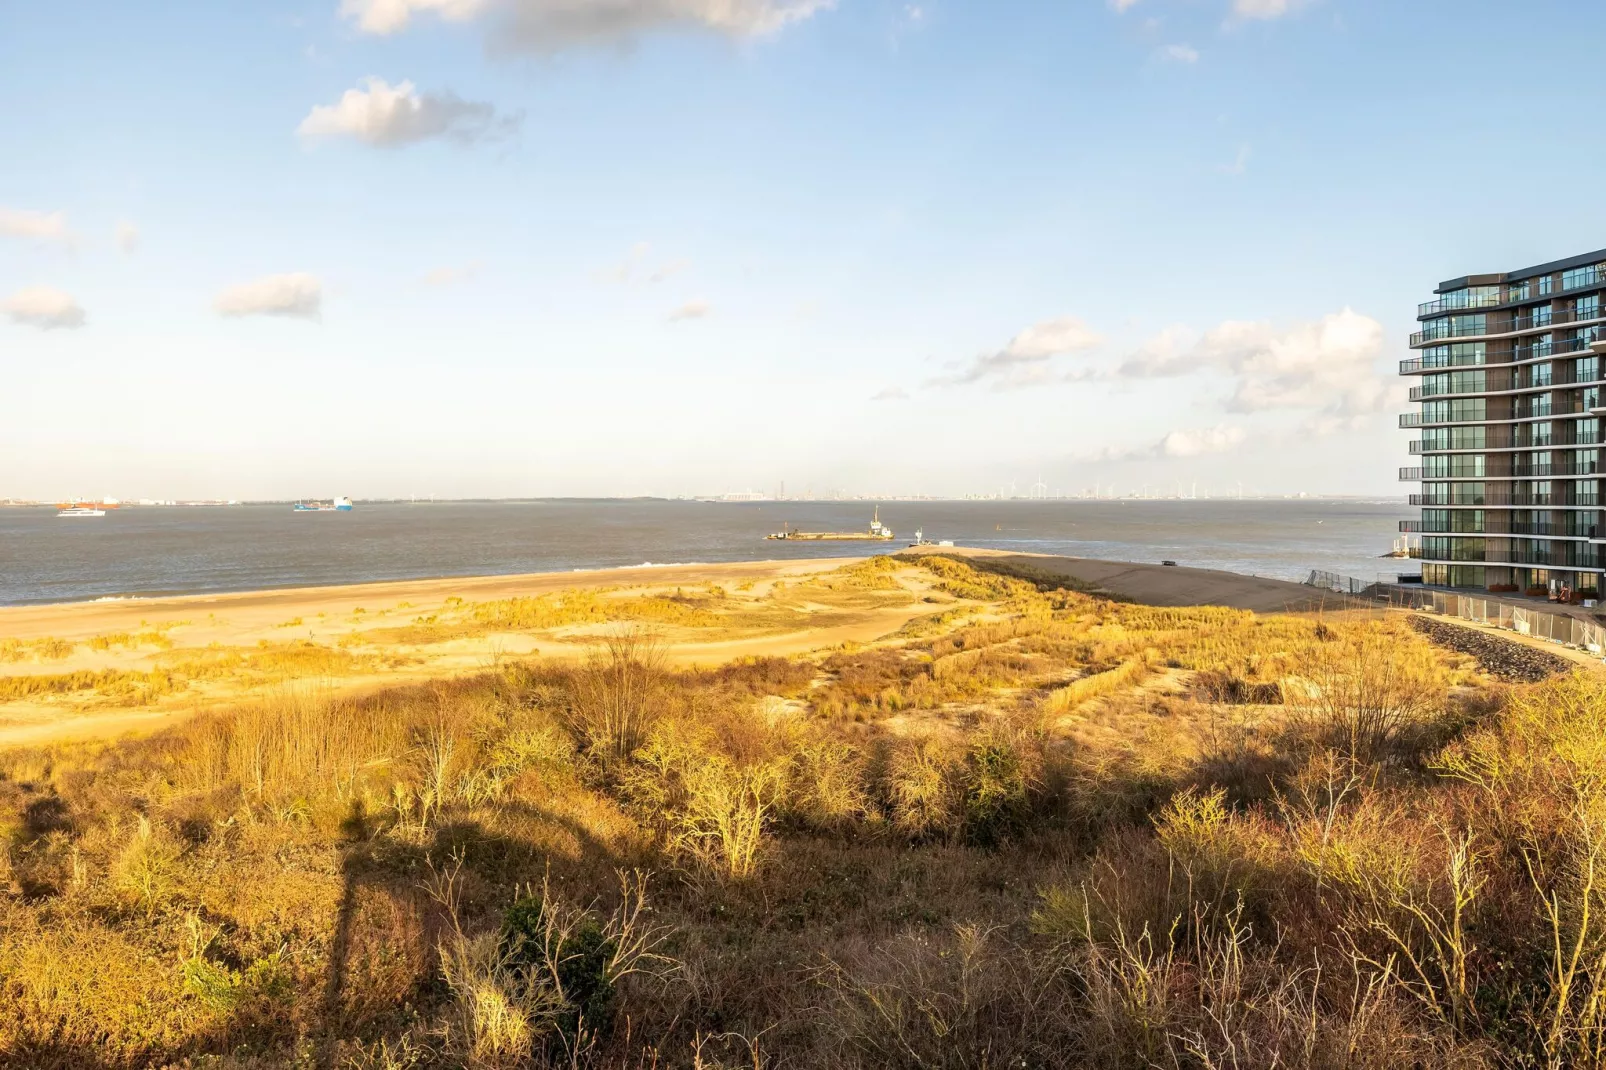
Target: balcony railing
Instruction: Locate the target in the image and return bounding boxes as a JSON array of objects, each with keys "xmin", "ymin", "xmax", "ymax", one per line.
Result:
[
  {"xmin": 1401, "ymin": 467, "xmax": 1423, "ymax": 480},
  {"xmin": 1399, "ymin": 412, "xmax": 1424, "ymax": 428},
  {"xmin": 1412, "ymin": 317, "xmax": 1606, "ymax": 348},
  {"xmin": 1419, "ymin": 292, "xmax": 1505, "ymax": 317},
  {"xmin": 1415, "ymin": 272, "xmax": 1606, "ymax": 319}
]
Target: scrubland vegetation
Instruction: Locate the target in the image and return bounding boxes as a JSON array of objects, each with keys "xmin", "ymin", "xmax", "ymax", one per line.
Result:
[{"xmin": 2, "ymin": 555, "xmax": 1603, "ymax": 1068}]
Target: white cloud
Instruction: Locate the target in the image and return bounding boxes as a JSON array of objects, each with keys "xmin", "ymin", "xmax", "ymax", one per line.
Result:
[
  {"xmin": 1088, "ymin": 423, "xmax": 1247, "ymax": 463},
  {"xmin": 931, "ymin": 315, "xmax": 1104, "ymax": 388},
  {"xmin": 1232, "ymin": 0, "xmax": 1300, "ymax": 18},
  {"xmin": 1109, "ymin": 0, "xmax": 1141, "ymax": 11},
  {"xmin": 214, "ymin": 274, "xmax": 323, "ymax": 320},
  {"xmin": 0, "ymin": 208, "xmax": 71, "ymax": 246},
  {"xmin": 871, "ymin": 386, "xmax": 909, "ymax": 402},
  {"xmin": 667, "ymin": 299, "xmax": 711, "ymax": 322},
  {"xmin": 1159, "ymin": 425, "xmax": 1246, "ymax": 457},
  {"xmin": 341, "ymin": 0, "xmax": 833, "ymax": 50},
  {"xmin": 3, "ymin": 287, "xmax": 86, "ymax": 330},
  {"xmin": 1159, "ymin": 43, "xmax": 1199, "ymax": 63},
  {"xmin": 340, "ymin": 0, "xmax": 484, "ymax": 34},
  {"xmin": 1120, "ymin": 309, "xmax": 1392, "ymax": 417},
  {"xmin": 423, "ymin": 263, "xmax": 480, "ymax": 285},
  {"xmin": 297, "ymin": 77, "xmax": 518, "ymax": 147},
  {"xmin": 115, "ymin": 221, "xmax": 140, "ymax": 254}
]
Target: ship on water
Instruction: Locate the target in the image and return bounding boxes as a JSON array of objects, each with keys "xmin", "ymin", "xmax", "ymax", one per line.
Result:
[
  {"xmin": 293, "ymin": 496, "xmax": 354, "ymax": 513},
  {"xmin": 56, "ymin": 499, "xmax": 118, "ymax": 518},
  {"xmin": 767, "ymin": 507, "xmax": 894, "ymax": 542}
]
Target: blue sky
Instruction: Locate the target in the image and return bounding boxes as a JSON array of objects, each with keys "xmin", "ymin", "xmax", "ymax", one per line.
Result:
[{"xmin": 4, "ymin": 0, "xmax": 1604, "ymax": 500}]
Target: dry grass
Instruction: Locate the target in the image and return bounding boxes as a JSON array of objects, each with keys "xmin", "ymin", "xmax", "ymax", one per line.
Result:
[
  {"xmin": 0, "ymin": 636, "xmax": 76, "ymax": 664},
  {"xmin": 0, "ymin": 555, "xmax": 1590, "ymax": 1069}
]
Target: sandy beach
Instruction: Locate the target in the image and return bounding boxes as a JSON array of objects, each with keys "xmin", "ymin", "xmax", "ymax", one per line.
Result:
[{"xmin": 0, "ymin": 550, "xmax": 1342, "ymax": 748}]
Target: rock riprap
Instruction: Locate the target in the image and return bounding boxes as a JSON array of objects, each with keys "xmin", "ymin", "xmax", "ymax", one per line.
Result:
[{"xmin": 1407, "ymin": 614, "xmax": 1576, "ymax": 682}]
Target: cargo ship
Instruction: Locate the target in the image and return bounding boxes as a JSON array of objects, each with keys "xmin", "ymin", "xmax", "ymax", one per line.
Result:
[
  {"xmin": 767, "ymin": 508, "xmax": 894, "ymax": 542},
  {"xmin": 293, "ymin": 496, "xmax": 354, "ymax": 513}
]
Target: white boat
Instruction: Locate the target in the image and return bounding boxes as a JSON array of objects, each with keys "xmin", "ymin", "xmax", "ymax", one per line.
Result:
[{"xmin": 58, "ymin": 507, "xmax": 107, "ymax": 517}]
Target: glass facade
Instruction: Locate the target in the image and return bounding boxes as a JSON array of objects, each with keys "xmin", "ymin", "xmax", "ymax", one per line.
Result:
[{"xmin": 1407, "ymin": 252, "xmax": 1606, "ymax": 591}]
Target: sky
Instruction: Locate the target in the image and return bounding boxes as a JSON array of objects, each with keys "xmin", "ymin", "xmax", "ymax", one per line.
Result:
[{"xmin": 4, "ymin": 0, "xmax": 1606, "ymax": 501}]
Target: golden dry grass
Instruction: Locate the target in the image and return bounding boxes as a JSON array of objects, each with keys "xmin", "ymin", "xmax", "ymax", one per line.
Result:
[{"xmin": 0, "ymin": 555, "xmax": 1587, "ymax": 1069}]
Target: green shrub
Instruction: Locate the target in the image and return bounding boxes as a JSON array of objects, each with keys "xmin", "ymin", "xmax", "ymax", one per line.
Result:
[{"xmin": 501, "ymin": 896, "xmax": 618, "ymax": 1038}]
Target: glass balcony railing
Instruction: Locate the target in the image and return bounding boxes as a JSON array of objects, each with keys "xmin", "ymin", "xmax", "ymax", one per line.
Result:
[
  {"xmin": 1400, "ymin": 467, "xmax": 1424, "ymax": 480},
  {"xmin": 1411, "ymin": 310, "xmax": 1606, "ymax": 348},
  {"xmin": 1419, "ymin": 291, "xmax": 1505, "ymax": 317},
  {"xmin": 1415, "ymin": 272, "xmax": 1606, "ymax": 318}
]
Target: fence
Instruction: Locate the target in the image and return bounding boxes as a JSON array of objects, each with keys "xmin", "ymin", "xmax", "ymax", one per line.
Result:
[{"xmin": 1303, "ymin": 570, "xmax": 1606, "ymax": 656}]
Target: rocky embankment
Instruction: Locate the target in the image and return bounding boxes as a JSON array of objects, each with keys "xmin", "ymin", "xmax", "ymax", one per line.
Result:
[{"xmin": 1407, "ymin": 615, "xmax": 1576, "ymax": 682}]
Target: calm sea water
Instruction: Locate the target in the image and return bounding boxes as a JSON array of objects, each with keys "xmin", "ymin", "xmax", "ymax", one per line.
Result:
[{"xmin": 0, "ymin": 499, "xmax": 1414, "ymax": 607}]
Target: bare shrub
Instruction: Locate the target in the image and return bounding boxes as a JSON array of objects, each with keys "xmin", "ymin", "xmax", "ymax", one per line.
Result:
[
  {"xmin": 1285, "ymin": 624, "xmax": 1443, "ymax": 763},
  {"xmin": 672, "ymin": 755, "xmax": 788, "ymax": 879},
  {"xmin": 786, "ymin": 737, "xmax": 871, "ymax": 832},
  {"xmin": 886, "ymin": 735, "xmax": 965, "ymax": 842},
  {"xmin": 570, "ymin": 629, "xmax": 666, "ymax": 761},
  {"xmin": 432, "ymin": 867, "xmax": 674, "ymax": 1064}
]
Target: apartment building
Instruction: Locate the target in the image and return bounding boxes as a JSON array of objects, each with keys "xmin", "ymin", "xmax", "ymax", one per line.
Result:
[{"xmin": 1403, "ymin": 249, "xmax": 1606, "ymax": 594}]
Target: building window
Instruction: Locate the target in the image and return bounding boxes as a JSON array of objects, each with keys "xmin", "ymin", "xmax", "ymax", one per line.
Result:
[
  {"xmin": 1541, "ymin": 275, "xmax": 1557, "ymax": 296},
  {"xmin": 1563, "ymin": 264, "xmax": 1606, "ymax": 291},
  {"xmin": 1579, "ymin": 294, "xmax": 1601, "ymax": 320}
]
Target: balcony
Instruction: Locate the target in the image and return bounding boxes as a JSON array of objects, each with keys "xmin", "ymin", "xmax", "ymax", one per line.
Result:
[
  {"xmin": 1399, "ymin": 412, "xmax": 1424, "ymax": 428},
  {"xmin": 1419, "ymin": 292, "xmax": 1505, "ymax": 318},
  {"xmin": 1400, "ymin": 467, "xmax": 1424, "ymax": 480},
  {"xmin": 1411, "ymin": 313, "xmax": 1606, "ymax": 348}
]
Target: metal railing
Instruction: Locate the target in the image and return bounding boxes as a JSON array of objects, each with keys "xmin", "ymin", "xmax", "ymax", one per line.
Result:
[{"xmin": 1303, "ymin": 571, "xmax": 1606, "ymax": 655}]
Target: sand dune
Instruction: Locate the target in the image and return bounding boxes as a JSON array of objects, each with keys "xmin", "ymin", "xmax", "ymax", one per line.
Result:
[{"xmin": 0, "ymin": 550, "xmax": 1340, "ymax": 749}]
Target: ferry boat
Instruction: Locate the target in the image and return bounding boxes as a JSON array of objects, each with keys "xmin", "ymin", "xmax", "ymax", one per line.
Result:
[
  {"xmin": 293, "ymin": 496, "xmax": 354, "ymax": 513},
  {"xmin": 767, "ymin": 507, "xmax": 895, "ymax": 542},
  {"xmin": 56, "ymin": 500, "xmax": 116, "ymax": 517}
]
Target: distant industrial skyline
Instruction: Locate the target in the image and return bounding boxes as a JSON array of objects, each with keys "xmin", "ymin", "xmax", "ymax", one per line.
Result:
[{"xmin": 7, "ymin": 2, "xmax": 1606, "ymax": 497}]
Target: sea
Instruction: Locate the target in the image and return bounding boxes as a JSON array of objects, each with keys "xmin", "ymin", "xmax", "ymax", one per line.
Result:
[{"xmin": 0, "ymin": 499, "xmax": 1415, "ymax": 607}]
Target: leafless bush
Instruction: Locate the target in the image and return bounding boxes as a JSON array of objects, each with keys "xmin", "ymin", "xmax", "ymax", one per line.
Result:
[
  {"xmin": 1285, "ymin": 627, "xmax": 1442, "ymax": 763},
  {"xmin": 570, "ymin": 629, "xmax": 667, "ymax": 761}
]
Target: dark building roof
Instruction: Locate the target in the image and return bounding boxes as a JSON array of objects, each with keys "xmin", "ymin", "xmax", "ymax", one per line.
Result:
[{"xmin": 1436, "ymin": 248, "xmax": 1606, "ymax": 294}]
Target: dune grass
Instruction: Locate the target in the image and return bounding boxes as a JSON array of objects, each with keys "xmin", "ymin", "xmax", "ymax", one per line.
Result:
[{"xmin": 0, "ymin": 555, "xmax": 1593, "ymax": 1068}]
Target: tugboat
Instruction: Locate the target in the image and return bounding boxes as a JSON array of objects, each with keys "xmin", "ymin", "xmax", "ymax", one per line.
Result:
[
  {"xmin": 767, "ymin": 507, "xmax": 895, "ymax": 541},
  {"xmin": 293, "ymin": 496, "xmax": 354, "ymax": 513}
]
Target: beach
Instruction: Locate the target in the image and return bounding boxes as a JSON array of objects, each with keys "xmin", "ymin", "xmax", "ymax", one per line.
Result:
[{"xmin": 0, "ymin": 550, "xmax": 1347, "ymax": 749}]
